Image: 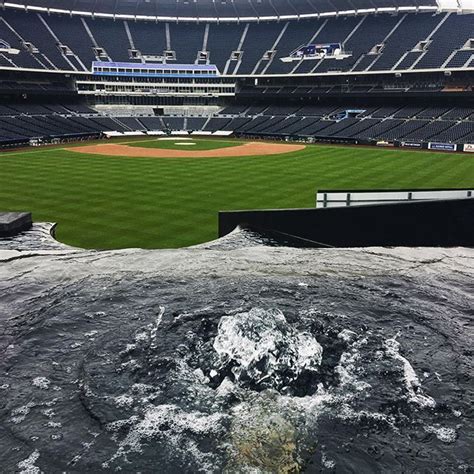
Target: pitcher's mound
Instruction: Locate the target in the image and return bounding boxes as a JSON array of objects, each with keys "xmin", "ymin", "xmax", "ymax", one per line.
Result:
[{"xmin": 69, "ymin": 141, "xmax": 306, "ymax": 158}]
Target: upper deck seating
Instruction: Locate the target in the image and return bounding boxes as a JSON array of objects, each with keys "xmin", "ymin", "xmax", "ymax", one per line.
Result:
[{"xmin": 0, "ymin": 10, "xmax": 472, "ymax": 76}]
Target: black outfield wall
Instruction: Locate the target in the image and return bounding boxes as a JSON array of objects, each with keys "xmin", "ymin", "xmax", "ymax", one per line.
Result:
[{"xmin": 218, "ymin": 198, "xmax": 474, "ymax": 247}]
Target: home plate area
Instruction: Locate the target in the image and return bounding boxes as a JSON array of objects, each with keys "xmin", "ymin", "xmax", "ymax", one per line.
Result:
[{"xmin": 157, "ymin": 137, "xmax": 194, "ymax": 141}]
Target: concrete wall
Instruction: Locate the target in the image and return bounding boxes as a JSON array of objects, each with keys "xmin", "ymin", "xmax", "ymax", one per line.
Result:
[{"xmin": 0, "ymin": 212, "xmax": 32, "ymax": 237}]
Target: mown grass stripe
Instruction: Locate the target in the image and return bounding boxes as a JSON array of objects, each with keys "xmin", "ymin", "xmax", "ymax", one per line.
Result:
[{"xmin": 0, "ymin": 139, "xmax": 472, "ymax": 249}]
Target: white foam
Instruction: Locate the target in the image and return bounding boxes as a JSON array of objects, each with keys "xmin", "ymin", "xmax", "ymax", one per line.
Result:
[
  {"xmin": 322, "ymin": 451, "xmax": 336, "ymax": 469},
  {"xmin": 41, "ymin": 408, "xmax": 56, "ymax": 419},
  {"xmin": 47, "ymin": 421, "xmax": 62, "ymax": 428},
  {"xmin": 384, "ymin": 337, "xmax": 436, "ymax": 408},
  {"xmin": 149, "ymin": 306, "xmax": 165, "ymax": 348},
  {"xmin": 11, "ymin": 402, "xmax": 35, "ymax": 424},
  {"xmin": 32, "ymin": 377, "xmax": 50, "ymax": 390},
  {"xmin": 213, "ymin": 308, "xmax": 323, "ymax": 387},
  {"xmin": 114, "ymin": 395, "xmax": 134, "ymax": 408},
  {"xmin": 425, "ymin": 425, "xmax": 457, "ymax": 443},
  {"xmin": 216, "ymin": 377, "xmax": 235, "ymax": 396},
  {"xmin": 335, "ymin": 336, "xmax": 370, "ymax": 392},
  {"xmin": 17, "ymin": 450, "xmax": 40, "ymax": 474},
  {"xmin": 105, "ymin": 405, "xmax": 224, "ymax": 470},
  {"xmin": 337, "ymin": 329, "xmax": 357, "ymax": 343}
]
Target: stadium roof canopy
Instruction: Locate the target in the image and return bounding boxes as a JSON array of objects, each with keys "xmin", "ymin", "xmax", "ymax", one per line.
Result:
[{"xmin": 3, "ymin": 0, "xmax": 441, "ymax": 19}]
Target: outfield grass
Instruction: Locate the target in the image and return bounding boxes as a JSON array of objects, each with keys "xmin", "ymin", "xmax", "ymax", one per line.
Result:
[
  {"xmin": 0, "ymin": 139, "xmax": 473, "ymax": 249},
  {"xmin": 127, "ymin": 138, "xmax": 242, "ymax": 151}
]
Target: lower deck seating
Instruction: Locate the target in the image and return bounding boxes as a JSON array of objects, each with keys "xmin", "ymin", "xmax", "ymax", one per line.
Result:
[
  {"xmin": 0, "ymin": 102, "xmax": 473, "ymax": 146},
  {"xmin": 0, "ymin": 103, "xmax": 105, "ymax": 144},
  {"xmin": 217, "ymin": 105, "xmax": 474, "ymax": 144}
]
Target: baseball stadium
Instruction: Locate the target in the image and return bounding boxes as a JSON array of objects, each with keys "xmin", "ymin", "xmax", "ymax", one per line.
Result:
[{"xmin": 0, "ymin": 0, "xmax": 473, "ymax": 472}]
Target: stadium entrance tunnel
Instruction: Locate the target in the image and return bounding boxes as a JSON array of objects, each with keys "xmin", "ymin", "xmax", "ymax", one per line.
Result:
[{"xmin": 219, "ymin": 198, "xmax": 474, "ymax": 248}]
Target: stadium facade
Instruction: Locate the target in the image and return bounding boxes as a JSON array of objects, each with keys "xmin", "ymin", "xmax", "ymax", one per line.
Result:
[{"xmin": 0, "ymin": 0, "xmax": 472, "ymax": 149}]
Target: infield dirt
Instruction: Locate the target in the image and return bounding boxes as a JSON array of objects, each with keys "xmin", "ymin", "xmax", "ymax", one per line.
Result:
[{"xmin": 68, "ymin": 141, "xmax": 306, "ymax": 158}]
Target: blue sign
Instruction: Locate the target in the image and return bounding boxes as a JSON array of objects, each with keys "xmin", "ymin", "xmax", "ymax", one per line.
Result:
[
  {"xmin": 293, "ymin": 43, "xmax": 341, "ymax": 58},
  {"xmin": 428, "ymin": 142, "xmax": 457, "ymax": 152}
]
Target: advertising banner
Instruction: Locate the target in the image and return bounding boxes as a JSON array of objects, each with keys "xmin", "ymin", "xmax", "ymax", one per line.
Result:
[
  {"xmin": 400, "ymin": 141, "xmax": 422, "ymax": 148},
  {"xmin": 463, "ymin": 144, "xmax": 474, "ymax": 153},
  {"xmin": 428, "ymin": 142, "xmax": 457, "ymax": 152}
]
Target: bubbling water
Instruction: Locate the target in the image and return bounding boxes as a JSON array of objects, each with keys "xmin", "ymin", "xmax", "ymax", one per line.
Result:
[
  {"xmin": 213, "ymin": 308, "xmax": 323, "ymax": 393},
  {"xmin": 78, "ymin": 305, "xmax": 460, "ymax": 472},
  {"xmin": 0, "ymin": 236, "xmax": 472, "ymax": 472}
]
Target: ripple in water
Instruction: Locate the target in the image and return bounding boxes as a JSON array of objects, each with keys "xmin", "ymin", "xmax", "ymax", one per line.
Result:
[{"xmin": 0, "ymin": 238, "xmax": 472, "ymax": 472}]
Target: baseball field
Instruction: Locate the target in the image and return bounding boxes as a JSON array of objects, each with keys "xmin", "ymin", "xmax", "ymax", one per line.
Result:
[{"xmin": 1, "ymin": 137, "xmax": 473, "ymax": 249}]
